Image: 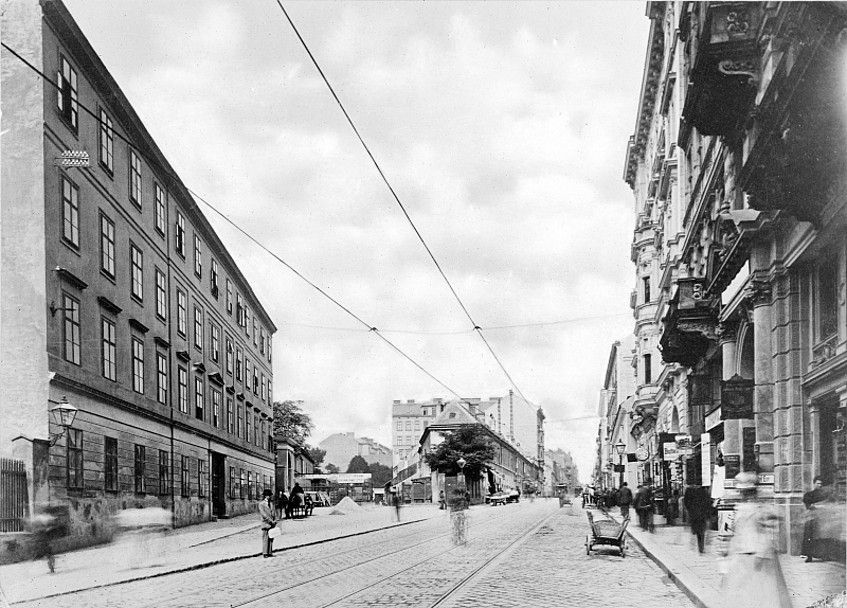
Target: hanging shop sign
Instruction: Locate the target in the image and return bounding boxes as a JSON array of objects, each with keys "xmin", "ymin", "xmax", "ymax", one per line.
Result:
[
  {"xmin": 663, "ymin": 443, "xmax": 680, "ymax": 461},
  {"xmin": 675, "ymin": 434, "xmax": 694, "ymax": 455},
  {"xmin": 705, "ymin": 407, "xmax": 722, "ymax": 430},
  {"xmin": 721, "ymin": 375, "xmax": 754, "ymax": 419},
  {"xmin": 701, "ymin": 433, "xmax": 712, "ymax": 486}
]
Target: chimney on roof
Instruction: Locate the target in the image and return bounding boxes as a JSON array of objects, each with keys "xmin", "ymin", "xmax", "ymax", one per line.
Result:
[
  {"xmin": 407, "ymin": 399, "xmax": 415, "ymax": 404},
  {"xmin": 433, "ymin": 398, "xmax": 442, "ymax": 404},
  {"xmin": 393, "ymin": 400, "xmax": 401, "ymax": 404}
]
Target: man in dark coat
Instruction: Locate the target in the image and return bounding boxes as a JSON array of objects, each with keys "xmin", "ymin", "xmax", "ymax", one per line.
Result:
[
  {"xmin": 633, "ymin": 484, "xmax": 654, "ymax": 531},
  {"xmin": 683, "ymin": 484, "xmax": 711, "ymax": 552},
  {"xmin": 617, "ymin": 482, "xmax": 633, "ymax": 520}
]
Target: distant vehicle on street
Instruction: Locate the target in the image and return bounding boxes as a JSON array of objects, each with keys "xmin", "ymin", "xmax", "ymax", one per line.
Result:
[
  {"xmin": 488, "ymin": 490, "xmax": 520, "ymax": 506},
  {"xmin": 305, "ymin": 491, "xmax": 331, "ymax": 507}
]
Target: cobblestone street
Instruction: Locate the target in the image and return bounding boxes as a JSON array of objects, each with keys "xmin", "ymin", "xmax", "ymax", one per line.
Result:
[{"xmin": 16, "ymin": 501, "xmax": 693, "ymax": 608}]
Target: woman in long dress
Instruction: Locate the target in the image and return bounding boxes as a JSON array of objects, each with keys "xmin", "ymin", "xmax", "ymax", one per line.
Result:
[{"xmin": 721, "ymin": 472, "xmax": 790, "ymax": 608}]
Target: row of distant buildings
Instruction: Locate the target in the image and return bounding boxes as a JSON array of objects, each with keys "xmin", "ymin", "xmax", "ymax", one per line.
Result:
[
  {"xmin": 1, "ymin": 0, "xmax": 277, "ymax": 551},
  {"xmin": 595, "ymin": 1, "xmax": 846, "ymax": 554},
  {"xmin": 388, "ymin": 393, "xmax": 578, "ymax": 503}
]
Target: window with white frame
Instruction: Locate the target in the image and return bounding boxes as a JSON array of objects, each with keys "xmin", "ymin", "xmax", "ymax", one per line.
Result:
[
  {"xmin": 99, "ymin": 109, "xmax": 113, "ymax": 172},
  {"xmin": 211, "ymin": 323, "xmax": 220, "ymax": 362},
  {"xmin": 129, "ymin": 150, "xmax": 142, "ymax": 207},
  {"xmin": 130, "ymin": 243, "xmax": 143, "ymax": 301},
  {"xmin": 57, "ymin": 56, "xmax": 78, "ymax": 131},
  {"xmin": 62, "ymin": 175, "xmax": 80, "ymax": 248},
  {"xmin": 178, "ymin": 366, "xmax": 188, "ymax": 413},
  {"xmin": 154, "ymin": 269, "xmax": 167, "ymax": 320},
  {"xmin": 155, "ymin": 183, "xmax": 166, "ymax": 235},
  {"xmin": 194, "ymin": 306, "xmax": 203, "ymax": 350},
  {"xmin": 62, "ymin": 293, "xmax": 81, "ymax": 365},
  {"xmin": 194, "ymin": 376, "xmax": 204, "ymax": 421},
  {"xmin": 156, "ymin": 352, "xmax": 168, "ymax": 405},
  {"xmin": 210, "ymin": 259, "xmax": 219, "ymax": 297},
  {"xmin": 193, "ymin": 234, "xmax": 202, "ymax": 278},
  {"xmin": 101, "ymin": 317, "xmax": 116, "ymax": 380},
  {"xmin": 175, "ymin": 211, "xmax": 186, "ymax": 256},
  {"xmin": 100, "ymin": 212, "xmax": 115, "ymax": 277},
  {"xmin": 176, "ymin": 289, "xmax": 186, "ymax": 336},
  {"xmin": 131, "ymin": 337, "xmax": 144, "ymax": 393}
]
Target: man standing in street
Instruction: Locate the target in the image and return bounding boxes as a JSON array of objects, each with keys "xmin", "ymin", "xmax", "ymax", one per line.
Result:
[
  {"xmin": 634, "ymin": 484, "xmax": 654, "ymax": 531},
  {"xmin": 683, "ymin": 484, "xmax": 711, "ymax": 553},
  {"xmin": 617, "ymin": 482, "xmax": 633, "ymax": 520},
  {"xmin": 258, "ymin": 489, "xmax": 277, "ymax": 558}
]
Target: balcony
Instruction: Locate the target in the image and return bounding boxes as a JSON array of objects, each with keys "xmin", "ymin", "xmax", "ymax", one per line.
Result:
[
  {"xmin": 659, "ymin": 278, "xmax": 718, "ymax": 367},
  {"xmin": 679, "ymin": 3, "xmax": 761, "ymax": 146}
]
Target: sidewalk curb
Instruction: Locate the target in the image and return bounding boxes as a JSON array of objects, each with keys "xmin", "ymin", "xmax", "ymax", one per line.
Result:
[
  {"xmin": 600, "ymin": 510, "xmax": 718, "ymax": 608},
  {"xmin": 9, "ymin": 517, "xmax": 430, "ymax": 605}
]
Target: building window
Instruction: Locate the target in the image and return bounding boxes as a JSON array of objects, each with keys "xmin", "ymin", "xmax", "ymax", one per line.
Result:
[
  {"xmin": 159, "ymin": 449, "xmax": 169, "ymax": 495},
  {"xmin": 230, "ymin": 466, "xmax": 237, "ymax": 498},
  {"xmin": 245, "ymin": 358, "xmax": 252, "ymax": 390},
  {"xmin": 405, "ymin": 420, "xmax": 411, "ymax": 431},
  {"xmin": 194, "ymin": 307, "xmax": 203, "ymax": 350},
  {"xmin": 62, "ymin": 293, "xmax": 81, "ymax": 365},
  {"xmin": 644, "ymin": 353, "xmax": 652, "ymax": 384},
  {"xmin": 236, "ymin": 293, "xmax": 244, "ymax": 327},
  {"xmin": 132, "ymin": 337, "xmax": 145, "ymax": 393},
  {"xmin": 210, "ymin": 323, "xmax": 220, "ymax": 362},
  {"xmin": 259, "ymin": 329, "xmax": 265, "ymax": 356},
  {"xmin": 226, "ymin": 280, "xmax": 233, "ymax": 314},
  {"xmin": 176, "ymin": 289, "xmax": 187, "ymax": 336},
  {"xmin": 129, "ymin": 150, "xmax": 142, "ymax": 207},
  {"xmin": 237, "ymin": 403, "xmax": 243, "ymax": 439},
  {"xmin": 253, "ymin": 414, "xmax": 259, "ymax": 446},
  {"xmin": 155, "ymin": 183, "xmax": 166, "ymax": 236},
  {"xmin": 211, "ymin": 259, "xmax": 219, "ymax": 298},
  {"xmin": 178, "ymin": 366, "xmax": 188, "ymax": 413},
  {"xmin": 245, "ymin": 307, "xmax": 251, "ymax": 337},
  {"xmin": 260, "ymin": 373, "xmax": 266, "ymax": 401},
  {"xmin": 134, "ymin": 444, "xmax": 146, "ymax": 494},
  {"xmin": 396, "ymin": 420, "xmax": 402, "ymax": 431},
  {"xmin": 130, "ymin": 243, "xmax": 144, "ymax": 301},
  {"xmin": 104, "ymin": 437, "xmax": 118, "ymax": 492},
  {"xmin": 101, "ymin": 317, "xmax": 117, "ymax": 380},
  {"xmin": 198, "ymin": 458, "xmax": 207, "ymax": 499},
  {"xmin": 253, "ymin": 368, "xmax": 259, "ymax": 395},
  {"xmin": 267, "ymin": 338, "xmax": 272, "ymax": 364},
  {"xmin": 260, "ymin": 420, "xmax": 266, "ymax": 450},
  {"xmin": 226, "ymin": 397, "xmax": 234, "ymax": 434},
  {"xmin": 252, "ymin": 318, "xmax": 257, "ymax": 346},
  {"xmin": 156, "ymin": 352, "xmax": 168, "ymax": 405},
  {"xmin": 176, "ymin": 211, "xmax": 186, "ymax": 257},
  {"xmin": 226, "ymin": 339, "xmax": 234, "ymax": 375},
  {"xmin": 193, "ymin": 234, "xmax": 202, "ymax": 278},
  {"xmin": 212, "ymin": 388, "xmax": 221, "ymax": 427},
  {"xmin": 643, "ymin": 276, "xmax": 651, "ymax": 303},
  {"xmin": 246, "ymin": 411, "xmax": 251, "ymax": 445},
  {"xmin": 235, "ymin": 347, "xmax": 243, "ymax": 382},
  {"xmin": 61, "ymin": 175, "xmax": 80, "ymax": 248},
  {"xmin": 100, "ymin": 213, "xmax": 115, "ymax": 277},
  {"xmin": 268, "ymin": 380, "xmax": 272, "ymax": 404},
  {"xmin": 67, "ymin": 429, "xmax": 83, "ymax": 489},
  {"xmin": 247, "ymin": 471, "xmax": 253, "ymax": 500},
  {"xmin": 181, "ymin": 455, "xmax": 190, "ymax": 497},
  {"xmin": 57, "ymin": 56, "xmax": 78, "ymax": 131},
  {"xmin": 240, "ymin": 469, "xmax": 246, "ymax": 499},
  {"xmin": 99, "ymin": 109, "xmax": 113, "ymax": 173},
  {"xmin": 815, "ymin": 256, "xmax": 839, "ymax": 343},
  {"xmin": 155, "ymin": 269, "xmax": 167, "ymax": 320},
  {"xmin": 194, "ymin": 376, "xmax": 204, "ymax": 420}
]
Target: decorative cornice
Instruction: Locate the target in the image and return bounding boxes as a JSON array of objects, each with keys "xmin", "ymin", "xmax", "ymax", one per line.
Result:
[
  {"xmin": 154, "ymin": 336, "xmax": 170, "ymax": 349},
  {"xmin": 128, "ymin": 318, "xmax": 150, "ymax": 334},
  {"xmin": 97, "ymin": 296, "xmax": 122, "ymax": 315},
  {"xmin": 192, "ymin": 362, "xmax": 206, "ymax": 374},
  {"xmin": 53, "ymin": 267, "xmax": 88, "ymax": 291},
  {"xmin": 744, "ymin": 280, "xmax": 773, "ymax": 306},
  {"xmin": 208, "ymin": 371, "xmax": 224, "ymax": 386},
  {"xmin": 176, "ymin": 350, "xmax": 191, "ymax": 363}
]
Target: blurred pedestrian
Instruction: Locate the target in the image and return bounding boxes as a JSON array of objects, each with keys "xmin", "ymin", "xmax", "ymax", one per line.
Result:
[
  {"xmin": 393, "ymin": 488, "xmax": 402, "ymax": 522},
  {"xmin": 617, "ymin": 482, "xmax": 633, "ymax": 520},
  {"xmin": 683, "ymin": 484, "xmax": 711, "ymax": 553},
  {"xmin": 258, "ymin": 489, "xmax": 277, "ymax": 558},
  {"xmin": 275, "ymin": 490, "xmax": 288, "ymax": 520},
  {"xmin": 665, "ymin": 488, "xmax": 680, "ymax": 526},
  {"xmin": 438, "ymin": 489, "xmax": 446, "ymax": 510},
  {"xmin": 29, "ymin": 511, "xmax": 58, "ymax": 573},
  {"xmin": 634, "ymin": 484, "xmax": 654, "ymax": 532},
  {"xmin": 721, "ymin": 472, "xmax": 790, "ymax": 608}
]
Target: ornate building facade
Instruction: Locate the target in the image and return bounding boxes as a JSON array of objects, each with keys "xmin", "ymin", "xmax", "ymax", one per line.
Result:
[{"xmin": 621, "ymin": 2, "xmax": 847, "ymax": 553}]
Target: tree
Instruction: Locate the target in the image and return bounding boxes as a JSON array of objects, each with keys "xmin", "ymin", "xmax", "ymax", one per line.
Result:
[
  {"xmin": 346, "ymin": 455, "xmax": 369, "ymax": 474},
  {"xmin": 423, "ymin": 425, "xmax": 495, "ymax": 479},
  {"xmin": 367, "ymin": 462, "xmax": 393, "ymax": 487},
  {"xmin": 306, "ymin": 446, "xmax": 326, "ymax": 468},
  {"xmin": 272, "ymin": 400, "xmax": 313, "ymax": 445},
  {"xmin": 325, "ymin": 463, "xmax": 340, "ymax": 474}
]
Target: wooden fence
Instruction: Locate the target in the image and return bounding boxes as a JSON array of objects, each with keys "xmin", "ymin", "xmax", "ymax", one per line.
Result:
[{"xmin": 0, "ymin": 459, "xmax": 28, "ymax": 532}]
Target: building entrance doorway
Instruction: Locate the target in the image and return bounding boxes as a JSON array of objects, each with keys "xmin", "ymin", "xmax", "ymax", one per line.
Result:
[{"xmin": 211, "ymin": 452, "xmax": 227, "ymax": 518}]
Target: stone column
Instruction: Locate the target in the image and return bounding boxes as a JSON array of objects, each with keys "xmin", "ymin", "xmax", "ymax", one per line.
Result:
[
  {"xmin": 718, "ymin": 320, "xmax": 742, "ymax": 487},
  {"xmin": 750, "ymin": 281, "xmax": 775, "ymax": 486}
]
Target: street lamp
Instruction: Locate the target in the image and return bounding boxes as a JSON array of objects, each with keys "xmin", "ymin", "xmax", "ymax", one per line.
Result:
[
  {"xmin": 451, "ymin": 456, "xmax": 469, "ymax": 545},
  {"xmin": 614, "ymin": 439, "xmax": 626, "ymax": 488}
]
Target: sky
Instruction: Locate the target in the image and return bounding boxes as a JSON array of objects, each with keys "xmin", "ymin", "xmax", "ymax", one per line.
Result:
[{"xmin": 63, "ymin": 0, "xmax": 651, "ymax": 483}]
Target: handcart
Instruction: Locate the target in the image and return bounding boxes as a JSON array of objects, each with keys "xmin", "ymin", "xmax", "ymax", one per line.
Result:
[{"xmin": 585, "ymin": 510, "xmax": 628, "ymax": 557}]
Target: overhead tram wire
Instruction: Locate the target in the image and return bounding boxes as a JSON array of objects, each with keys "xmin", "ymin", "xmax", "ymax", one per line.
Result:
[
  {"xmin": 0, "ymin": 40, "xmax": 468, "ymax": 405},
  {"xmin": 273, "ymin": 2, "xmax": 533, "ymax": 405}
]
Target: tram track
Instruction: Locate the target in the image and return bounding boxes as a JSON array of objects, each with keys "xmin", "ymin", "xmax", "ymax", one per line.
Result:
[{"xmin": 231, "ymin": 505, "xmax": 558, "ymax": 608}]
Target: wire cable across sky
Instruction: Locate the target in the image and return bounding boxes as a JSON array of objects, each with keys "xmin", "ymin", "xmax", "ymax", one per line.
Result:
[{"xmin": 274, "ymin": 1, "xmax": 535, "ymax": 405}]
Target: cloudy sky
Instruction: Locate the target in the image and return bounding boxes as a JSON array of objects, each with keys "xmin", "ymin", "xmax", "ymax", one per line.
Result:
[{"xmin": 64, "ymin": 1, "xmax": 650, "ymax": 482}]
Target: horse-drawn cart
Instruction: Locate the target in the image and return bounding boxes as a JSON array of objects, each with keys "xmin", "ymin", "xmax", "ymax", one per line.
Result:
[{"xmin": 585, "ymin": 510, "xmax": 628, "ymax": 557}]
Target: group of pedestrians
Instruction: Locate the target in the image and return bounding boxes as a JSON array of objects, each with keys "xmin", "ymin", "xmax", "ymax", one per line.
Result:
[
  {"xmin": 258, "ymin": 482, "xmax": 306, "ymax": 558},
  {"xmin": 612, "ymin": 482, "xmax": 655, "ymax": 532}
]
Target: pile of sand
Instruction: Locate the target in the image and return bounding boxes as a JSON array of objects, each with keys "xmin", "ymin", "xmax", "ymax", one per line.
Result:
[{"xmin": 329, "ymin": 496, "xmax": 361, "ymax": 515}]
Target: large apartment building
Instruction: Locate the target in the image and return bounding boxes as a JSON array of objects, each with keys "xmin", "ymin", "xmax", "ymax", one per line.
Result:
[{"xmin": 1, "ymin": 0, "xmax": 276, "ymax": 546}]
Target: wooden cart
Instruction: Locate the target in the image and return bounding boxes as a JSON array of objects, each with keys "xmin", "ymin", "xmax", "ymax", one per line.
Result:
[{"xmin": 585, "ymin": 510, "xmax": 628, "ymax": 557}]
